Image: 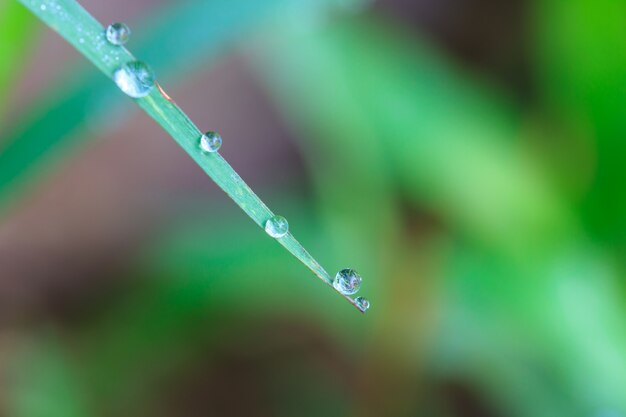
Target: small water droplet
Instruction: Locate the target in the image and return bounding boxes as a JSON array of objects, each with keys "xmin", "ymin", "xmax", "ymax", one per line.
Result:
[
  {"xmin": 199, "ymin": 131, "xmax": 222, "ymax": 153},
  {"xmin": 113, "ymin": 61, "xmax": 155, "ymax": 98},
  {"xmin": 265, "ymin": 215, "xmax": 289, "ymax": 238},
  {"xmin": 106, "ymin": 22, "xmax": 131, "ymax": 46},
  {"xmin": 354, "ymin": 296, "xmax": 370, "ymax": 312},
  {"xmin": 40, "ymin": 4, "xmax": 47, "ymax": 11},
  {"xmin": 333, "ymin": 268, "xmax": 362, "ymax": 295},
  {"xmin": 79, "ymin": 38, "xmax": 85, "ymax": 44}
]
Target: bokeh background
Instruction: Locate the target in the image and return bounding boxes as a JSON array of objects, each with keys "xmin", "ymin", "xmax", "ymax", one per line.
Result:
[{"xmin": 1, "ymin": 0, "xmax": 625, "ymax": 416}]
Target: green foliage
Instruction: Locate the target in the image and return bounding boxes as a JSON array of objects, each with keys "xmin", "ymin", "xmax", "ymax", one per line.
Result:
[
  {"xmin": 534, "ymin": 0, "xmax": 626, "ymax": 243},
  {"xmin": 251, "ymin": 16, "xmax": 574, "ymax": 261},
  {"xmin": 0, "ymin": 1, "xmax": 37, "ymax": 126},
  {"xmin": 250, "ymin": 10, "xmax": 626, "ymax": 416}
]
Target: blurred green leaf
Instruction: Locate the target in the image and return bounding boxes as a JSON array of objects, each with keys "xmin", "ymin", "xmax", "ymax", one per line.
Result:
[
  {"xmin": 534, "ymin": 0, "xmax": 626, "ymax": 242},
  {"xmin": 247, "ymin": 12, "xmax": 626, "ymax": 416},
  {"xmin": 0, "ymin": 1, "xmax": 37, "ymax": 126},
  {"xmin": 432, "ymin": 245, "xmax": 626, "ymax": 416},
  {"xmin": 9, "ymin": 335, "xmax": 88, "ymax": 417},
  {"xmin": 250, "ymin": 15, "xmax": 576, "ymax": 261}
]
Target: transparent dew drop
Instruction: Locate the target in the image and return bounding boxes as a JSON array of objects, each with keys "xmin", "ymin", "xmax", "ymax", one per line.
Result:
[
  {"xmin": 106, "ymin": 22, "xmax": 131, "ymax": 46},
  {"xmin": 354, "ymin": 296, "xmax": 370, "ymax": 312},
  {"xmin": 200, "ymin": 131, "xmax": 222, "ymax": 153},
  {"xmin": 113, "ymin": 61, "xmax": 155, "ymax": 98},
  {"xmin": 333, "ymin": 268, "xmax": 362, "ymax": 295},
  {"xmin": 265, "ymin": 215, "xmax": 289, "ymax": 238}
]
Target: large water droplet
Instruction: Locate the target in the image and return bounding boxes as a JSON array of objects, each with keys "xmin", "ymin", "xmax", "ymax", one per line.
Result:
[
  {"xmin": 354, "ymin": 296, "xmax": 370, "ymax": 312},
  {"xmin": 106, "ymin": 22, "xmax": 131, "ymax": 46},
  {"xmin": 113, "ymin": 61, "xmax": 155, "ymax": 98},
  {"xmin": 200, "ymin": 131, "xmax": 222, "ymax": 153},
  {"xmin": 333, "ymin": 268, "xmax": 362, "ymax": 295},
  {"xmin": 265, "ymin": 215, "xmax": 289, "ymax": 238}
]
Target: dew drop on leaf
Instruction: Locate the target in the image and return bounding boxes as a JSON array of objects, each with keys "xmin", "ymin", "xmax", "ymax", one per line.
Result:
[
  {"xmin": 199, "ymin": 131, "xmax": 222, "ymax": 153},
  {"xmin": 265, "ymin": 215, "xmax": 289, "ymax": 238},
  {"xmin": 113, "ymin": 61, "xmax": 155, "ymax": 98},
  {"xmin": 354, "ymin": 296, "xmax": 370, "ymax": 312},
  {"xmin": 106, "ymin": 22, "xmax": 131, "ymax": 46},
  {"xmin": 334, "ymin": 268, "xmax": 362, "ymax": 295}
]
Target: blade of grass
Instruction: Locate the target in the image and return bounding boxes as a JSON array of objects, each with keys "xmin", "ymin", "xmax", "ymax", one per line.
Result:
[
  {"xmin": 18, "ymin": 0, "xmax": 363, "ymax": 312},
  {"xmin": 0, "ymin": 0, "xmax": 291, "ymax": 209},
  {"xmin": 0, "ymin": 1, "xmax": 37, "ymax": 127}
]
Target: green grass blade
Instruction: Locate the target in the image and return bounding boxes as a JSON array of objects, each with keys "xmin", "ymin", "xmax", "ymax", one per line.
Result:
[
  {"xmin": 18, "ymin": 0, "xmax": 363, "ymax": 312},
  {"xmin": 0, "ymin": 1, "xmax": 37, "ymax": 126},
  {"xmin": 0, "ymin": 0, "xmax": 290, "ymax": 209}
]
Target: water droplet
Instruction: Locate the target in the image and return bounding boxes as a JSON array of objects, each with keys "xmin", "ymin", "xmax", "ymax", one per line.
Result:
[
  {"xmin": 354, "ymin": 296, "xmax": 370, "ymax": 312},
  {"xmin": 333, "ymin": 268, "xmax": 362, "ymax": 295},
  {"xmin": 106, "ymin": 22, "xmax": 131, "ymax": 46},
  {"xmin": 113, "ymin": 61, "xmax": 155, "ymax": 98},
  {"xmin": 40, "ymin": 4, "xmax": 47, "ymax": 11},
  {"xmin": 199, "ymin": 131, "xmax": 222, "ymax": 153},
  {"xmin": 265, "ymin": 215, "xmax": 289, "ymax": 238}
]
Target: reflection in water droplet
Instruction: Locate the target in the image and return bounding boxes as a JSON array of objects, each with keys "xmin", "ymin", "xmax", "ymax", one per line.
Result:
[
  {"xmin": 113, "ymin": 61, "xmax": 155, "ymax": 98},
  {"xmin": 199, "ymin": 131, "xmax": 222, "ymax": 153},
  {"xmin": 333, "ymin": 268, "xmax": 362, "ymax": 295},
  {"xmin": 354, "ymin": 296, "xmax": 370, "ymax": 312},
  {"xmin": 106, "ymin": 22, "xmax": 131, "ymax": 46},
  {"xmin": 265, "ymin": 215, "xmax": 289, "ymax": 238}
]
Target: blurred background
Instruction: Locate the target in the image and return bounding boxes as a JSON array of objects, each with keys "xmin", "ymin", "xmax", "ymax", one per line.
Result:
[{"xmin": 1, "ymin": 0, "xmax": 626, "ymax": 415}]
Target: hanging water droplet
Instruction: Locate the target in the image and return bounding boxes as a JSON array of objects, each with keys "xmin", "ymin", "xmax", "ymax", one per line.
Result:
[
  {"xmin": 106, "ymin": 22, "xmax": 131, "ymax": 46},
  {"xmin": 265, "ymin": 215, "xmax": 289, "ymax": 238},
  {"xmin": 113, "ymin": 61, "xmax": 155, "ymax": 98},
  {"xmin": 333, "ymin": 268, "xmax": 362, "ymax": 295},
  {"xmin": 354, "ymin": 296, "xmax": 370, "ymax": 312},
  {"xmin": 199, "ymin": 131, "xmax": 222, "ymax": 153}
]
